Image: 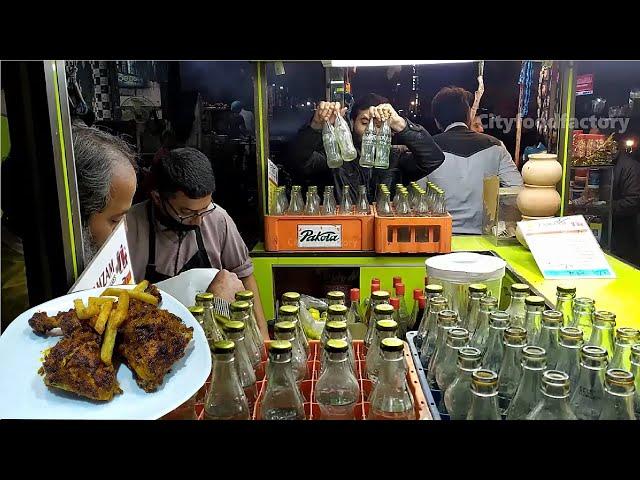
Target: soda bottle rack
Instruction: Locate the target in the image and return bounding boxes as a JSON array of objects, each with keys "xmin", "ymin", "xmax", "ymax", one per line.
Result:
[
  {"xmin": 195, "ymin": 339, "xmax": 431, "ymax": 420},
  {"xmin": 406, "ymin": 331, "xmax": 446, "ymax": 420}
]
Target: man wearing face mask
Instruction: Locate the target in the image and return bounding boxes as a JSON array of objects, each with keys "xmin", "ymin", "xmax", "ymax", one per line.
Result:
[
  {"xmin": 287, "ymin": 93, "xmax": 444, "ymax": 203},
  {"xmin": 126, "ymin": 147, "xmax": 268, "ymax": 338}
]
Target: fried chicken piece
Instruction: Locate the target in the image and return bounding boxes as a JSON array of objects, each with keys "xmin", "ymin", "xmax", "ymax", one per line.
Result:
[
  {"xmin": 39, "ymin": 329, "xmax": 122, "ymax": 401},
  {"xmin": 29, "ymin": 309, "xmax": 92, "ymax": 336},
  {"xmin": 117, "ymin": 309, "xmax": 193, "ymax": 392}
]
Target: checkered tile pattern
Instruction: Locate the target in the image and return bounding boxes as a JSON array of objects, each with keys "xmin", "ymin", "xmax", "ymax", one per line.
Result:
[{"xmin": 92, "ymin": 61, "xmax": 112, "ymax": 120}]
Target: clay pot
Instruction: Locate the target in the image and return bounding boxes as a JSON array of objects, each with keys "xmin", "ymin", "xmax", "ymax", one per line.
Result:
[
  {"xmin": 517, "ymin": 185, "xmax": 561, "ymax": 217},
  {"xmin": 522, "ymin": 153, "xmax": 562, "ymax": 186},
  {"xmin": 516, "ymin": 215, "xmax": 554, "ymax": 248}
]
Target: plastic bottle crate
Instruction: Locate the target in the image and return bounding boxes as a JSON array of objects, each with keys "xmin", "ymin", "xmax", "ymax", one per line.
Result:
[
  {"xmin": 264, "ymin": 209, "xmax": 374, "ymax": 252},
  {"xmin": 373, "ymin": 205, "xmax": 452, "ymax": 254},
  {"xmin": 195, "ymin": 339, "xmax": 431, "ymax": 420}
]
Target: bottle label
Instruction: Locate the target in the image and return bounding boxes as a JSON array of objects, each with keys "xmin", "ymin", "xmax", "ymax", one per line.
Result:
[{"xmin": 297, "ymin": 224, "xmax": 342, "ymax": 248}]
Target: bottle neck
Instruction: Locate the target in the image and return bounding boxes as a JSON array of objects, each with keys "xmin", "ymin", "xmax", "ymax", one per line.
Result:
[
  {"xmin": 211, "ymin": 353, "xmax": 240, "ymax": 386},
  {"xmin": 604, "ymin": 383, "xmax": 635, "ymax": 398},
  {"xmin": 267, "ymin": 352, "xmax": 296, "ymax": 384},
  {"xmin": 325, "ymin": 351, "xmax": 352, "ymax": 372},
  {"xmin": 378, "ymin": 350, "xmax": 406, "ymax": 387}
]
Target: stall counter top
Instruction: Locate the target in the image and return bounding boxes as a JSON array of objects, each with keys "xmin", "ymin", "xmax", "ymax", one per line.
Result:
[{"xmin": 251, "ymin": 236, "xmax": 640, "ymax": 328}]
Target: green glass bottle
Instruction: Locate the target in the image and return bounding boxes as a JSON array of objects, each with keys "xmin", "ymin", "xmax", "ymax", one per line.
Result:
[
  {"xmin": 463, "ymin": 283, "xmax": 488, "ymax": 336},
  {"xmin": 204, "ymin": 340, "xmax": 251, "ymax": 420},
  {"xmin": 555, "ymin": 327, "xmax": 584, "ymax": 388},
  {"xmin": 535, "ymin": 310, "xmax": 563, "ymax": 369},
  {"xmin": 526, "ymin": 370, "xmax": 577, "ymax": 420},
  {"xmin": 554, "ymin": 284, "xmax": 576, "ymax": 327},
  {"xmin": 570, "ymin": 345, "xmax": 608, "ymax": 420},
  {"xmin": 444, "ymin": 346, "xmax": 482, "ymax": 420},
  {"xmin": 524, "ymin": 296, "xmax": 546, "ymax": 345},
  {"xmin": 469, "ymin": 295, "xmax": 499, "ymax": 353},
  {"xmin": 418, "ymin": 295, "xmax": 448, "ymax": 365},
  {"xmin": 466, "ymin": 369, "xmax": 501, "ymax": 420},
  {"xmin": 598, "ymin": 369, "xmax": 636, "ymax": 420},
  {"xmin": 609, "ymin": 327, "xmax": 640, "ymax": 372},
  {"xmin": 505, "ymin": 345, "xmax": 547, "ymax": 420},
  {"xmin": 481, "ymin": 311, "xmax": 510, "ymax": 374},
  {"xmin": 586, "ymin": 310, "xmax": 616, "ymax": 361},
  {"xmin": 435, "ymin": 327, "xmax": 470, "ymax": 393},
  {"xmin": 497, "ymin": 326, "xmax": 528, "ymax": 415},
  {"xmin": 427, "ymin": 310, "xmax": 459, "ymax": 389}
]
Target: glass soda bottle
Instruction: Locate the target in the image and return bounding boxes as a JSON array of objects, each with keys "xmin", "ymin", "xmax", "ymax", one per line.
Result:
[
  {"xmin": 347, "ymin": 288, "xmax": 363, "ymax": 325},
  {"xmin": 322, "ymin": 120, "xmax": 343, "ymax": 168},
  {"xmin": 609, "ymin": 327, "xmax": 640, "ymax": 371},
  {"xmin": 409, "ymin": 288, "xmax": 423, "ymax": 332},
  {"xmin": 364, "ymin": 290, "xmax": 391, "ymax": 350},
  {"xmin": 367, "ymin": 338, "xmax": 416, "ymax": 420},
  {"xmin": 598, "ymin": 369, "xmax": 636, "ymax": 420},
  {"xmin": 630, "ymin": 344, "xmax": 640, "ymax": 419},
  {"xmin": 505, "ymin": 283, "xmax": 530, "ymax": 327},
  {"xmin": 260, "ymin": 340, "xmax": 306, "ymax": 420},
  {"xmin": 481, "ymin": 311, "xmax": 510, "ymax": 374},
  {"xmin": 270, "ymin": 186, "xmax": 286, "ymax": 215},
  {"xmin": 444, "ymin": 346, "xmax": 482, "ymax": 420},
  {"xmin": 340, "ymin": 185, "xmax": 354, "ymax": 214},
  {"xmin": 463, "ymin": 283, "xmax": 487, "ymax": 336},
  {"xmin": 334, "ymin": 113, "xmax": 358, "ymax": 162},
  {"xmin": 415, "ymin": 286, "xmax": 445, "ymax": 349},
  {"xmin": 374, "ymin": 120, "xmax": 391, "ymax": 169},
  {"xmin": 411, "ymin": 295, "xmax": 426, "ymax": 333},
  {"xmin": 394, "ymin": 283, "xmax": 410, "ymax": 337},
  {"xmin": 195, "ymin": 292, "xmax": 225, "ymax": 346},
  {"xmin": 418, "ymin": 296, "xmax": 449, "ymax": 365},
  {"xmin": 321, "ymin": 320, "xmax": 355, "ymax": 376},
  {"xmin": 315, "ymin": 339, "xmax": 360, "ymax": 420},
  {"xmin": 287, "ymin": 186, "xmax": 304, "ymax": 215},
  {"xmin": 497, "ymin": 326, "xmax": 528, "ymax": 415},
  {"xmin": 555, "ymin": 284, "xmax": 576, "ymax": 326},
  {"xmin": 570, "ymin": 297, "xmax": 595, "ymax": 341},
  {"xmin": 359, "ymin": 119, "xmax": 376, "ymax": 168},
  {"xmin": 555, "ymin": 327, "xmax": 584, "ymax": 388},
  {"xmin": 188, "ymin": 305, "xmax": 205, "ymax": 333},
  {"xmin": 427, "ymin": 310, "xmax": 459, "ymax": 389},
  {"xmin": 310, "ymin": 186, "xmax": 321, "ymax": 210},
  {"xmin": 569, "ymin": 345, "xmax": 608, "ymax": 420},
  {"xmin": 327, "ymin": 290, "xmax": 346, "ymax": 306},
  {"xmin": 526, "ymin": 370, "xmax": 577, "ymax": 420},
  {"xmin": 586, "ymin": 310, "xmax": 616, "ymax": 361},
  {"xmin": 235, "ymin": 290, "xmax": 264, "ymax": 358},
  {"xmin": 524, "ymin": 296, "xmax": 546, "ymax": 344},
  {"xmin": 436, "ymin": 327, "xmax": 471, "ymax": 393},
  {"xmin": 280, "ymin": 292, "xmax": 309, "ymax": 356},
  {"xmin": 274, "ymin": 319, "xmax": 308, "ymax": 383},
  {"xmin": 536, "ymin": 310, "xmax": 563, "ymax": 369},
  {"xmin": 377, "ymin": 191, "xmax": 393, "ymax": 216},
  {"xmin": 304, "ymin": 190, "xmax": 319, "ymax": 215},
  {"xmin": 366, "ymin": 314, "xmax": 398, "ymax": 384},
  {"xmin": 466, "ymin": 369, "xmax": 501, "ymax": 420},
  {"xmin": 204, "ymin": 340, "xmax": 251, "ymax": 420},
  {"xmin": 357, "ymin": 185, "xmax": 370, "ymax": 214},
  {"xmin": 221, "ymin": 321, "xmax": 258, "ymax": 411},
  {"xmin": 469, "ymin": 295, "xmax": 499, "ymax": 353},
  {"xmin": 505, "ymin": 345, "xmax": 547, "ymax": 420},
  {"xmin": 230, "ymin": 300, "xmax": 261, "ymax": 368},
  {"xmin": 322, "ymin": 188, "xmax": 336, "ymax": 215}
]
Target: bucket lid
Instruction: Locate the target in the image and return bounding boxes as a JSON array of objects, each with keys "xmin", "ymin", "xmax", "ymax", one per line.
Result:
[{"xmin": 425, "ymin": 252, "xmax": 506, "ymax": 283}]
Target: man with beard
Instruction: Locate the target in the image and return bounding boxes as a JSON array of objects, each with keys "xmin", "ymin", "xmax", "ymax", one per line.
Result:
[{"xmin": 287, "ymin": 93, "xmax": 444, "ymax": 203}]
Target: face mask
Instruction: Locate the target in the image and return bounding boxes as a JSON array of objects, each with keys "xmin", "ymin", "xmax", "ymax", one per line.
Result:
[{"xmin": 155, "ymin": 201, "xmax": 199, "ymax": 233}]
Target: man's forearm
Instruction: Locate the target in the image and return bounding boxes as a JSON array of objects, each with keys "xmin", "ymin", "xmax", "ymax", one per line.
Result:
[{"xmin": 241, "ymin": 274, "xmax": 269, "ymax": 340}]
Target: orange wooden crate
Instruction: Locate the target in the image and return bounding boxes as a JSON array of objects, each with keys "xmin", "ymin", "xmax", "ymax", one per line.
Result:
[
  {"xmin": 264, "ymin": 210, "xmax": 374, "ymax": 252},
  {"xmin": 374, "ymin": 205, "xmax": 452, "ymax": 254}
]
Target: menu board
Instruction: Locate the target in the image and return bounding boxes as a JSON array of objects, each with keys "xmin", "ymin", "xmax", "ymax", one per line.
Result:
[{"xmin": 517, "ymin": 215, "xmax": 615, "ymax": 279}]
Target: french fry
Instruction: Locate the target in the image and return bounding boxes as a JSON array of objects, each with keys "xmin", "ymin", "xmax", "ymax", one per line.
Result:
[
  {"xmin": 74, "ymin": 299, "xmax": 86, "ymax": 318},
  {"xmin": 77, "ymin": 304, "xmax": 100, "ymax": 320},
  {"xmin": 100, "ymin": 292, "xmax": 130, "ymax": 365},
  {"xmin": 133, "ymin": 280, "xmax": 149, "ymax": 292},
  {"xmin": 93, "ymin": 300, "xmax": 114, "ymax": 335},
  {"xmin": 101, "ymin": 288, "xmax": 158, "ymax": 305},
  {"xmin": 88, "ymin": 297, "xmax": 115, "ymax": 307}
]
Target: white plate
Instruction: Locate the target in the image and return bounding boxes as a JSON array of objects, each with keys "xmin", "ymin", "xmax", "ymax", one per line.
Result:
[{"xmin": 0, "ymin": 285, "xmax": 212, "ymax": 420}]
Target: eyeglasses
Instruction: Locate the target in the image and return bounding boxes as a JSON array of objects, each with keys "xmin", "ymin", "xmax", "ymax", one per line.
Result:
[{"xmin": 163, "ymin": 198, "xmax": 216, "ymax": 223}]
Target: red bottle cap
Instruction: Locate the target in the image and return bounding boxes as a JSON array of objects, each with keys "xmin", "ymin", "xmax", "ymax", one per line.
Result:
[
  {"xmin": 393, "ymin": 276, "xmax": 402, "ymax": 288},
  {"xmin": 418, "ymin": 296, "xmax": 426, "ymax": 309},
  {"xmin": 390, "ymin": 297, "xmax": 400, "ymax": 309},
  {"xmin": 350, "ymin": 288, "xmax": 360, "ymax": 301},
  {"xmin": 413, "ymin": 288, "xmax": 422, "ymax": 300},
  {"xmin": 371, "ymin": 284, "xmax": 380, "ymax": 293},
  {"xmin": 396, "ymin": 283, "xmax": 405, "ymax": 295}
]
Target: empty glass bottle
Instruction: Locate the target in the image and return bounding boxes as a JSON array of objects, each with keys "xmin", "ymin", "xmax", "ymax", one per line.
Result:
[
  {"xmin": 321, "ymin": 320, "xmax": 355, "ymax": 375},
  {"xmin": 416, "ymin": 190, "xmax": 429, "ymax": 217},
  {"xmin": 347, "ymin": 288, "xmax": 363, "ymax": 325},
  {"xmin": 524, "ymin": 296, "xmax": 546, "ymax": 344},
  {"xmin": 570, "ymin": 297, "xmax": 595, "ymax": 341},
  {"xmin": 436, "ymin": 327, "xmax": 470, "ymax": 393},
  {"xmin": 195, "ymin": 292, "xmax": 225, "ymax": 346},
  {"xmin": 222, "ymin": 321, "xmax": 258, "ymax": 411},
  {"xmin": 374, "ymin": 120, "xmax": 391, "ymax": 169},
  {"xmin": 235, "ymin": 290, "xmax": 264, "ymax": 358},
  {"xmin": 366, "ymin": 315, "xmax": 398, "ymax": 384},
  {"xmin": 204, "ymin": 340, "xmax": 251, "ymax": 420},
  {"xmin": 586, "ymin": 310, "xmax": 616, "ymax": 361},
  {"xmin": 323, "ymin": 120, "xmax": 343, "ymax": 168},
  {"xmin": 368, "ymin": 338, "xmax": 416, "ymax": 420},
  {"xmin": 315, "ymin": 339, "xmax": 360, "ymax": 420},
  {"xmin": 555, "ymin": 284, "xmax": 576, "ymax": 326},
  {"xmin": 340, "ymin": 185, "xmax": 354, "ymax": 214},
  {"xmin": 364, "ymin": 290, "xmax": 391, "ymax": 350},
  {"xmin": 470, "ymin": 295, "xmax": 499, "ymax": 352},
  {"xmin": 526, "ymin": 370, "xmax": 577, "ymax": 420},
  {"xmin": 357, "ymin": 185, "xmax": 370, "ymax": 214},
  {"xmin": 260, "ymin": 340, "xmax": 306, "ymax": 420},
  {"xmin": 570, "ymin": 345, "xmax": 608, "ymax": 420},
  {"xmin": 230, "ymin": 301, "xmax": 261, "ymax": 368},
  {"xmin": 279, "ymin": 293, "xmax": 309, "ymax": 356},
  {"xmin": 427, "ymin": 310, "xmax": 459, "ymax": 388},
  {"xmin": 270, "ymin": 187, "xmax": 286, "ymax": 215},
  {"xmin": 556, "ymin": 327, "xmax": 584, "ymax": 387},
  {"xmin": 506, "ymin": 345, "xmax": 547, "ymax": 420},
  {"xmin": 466, "ymin": 369, "xmax": 501, "ymax": 420},
  {"xmin": 274, "ymin": 186, "xmax": 289, "ymax": 214},
  {"xmin": 497, "ymin": 326, "xmax": 528, "ymax": 415},
  {"xmin": 359, "ymin": 119, "xmax": 376, "ymax": 168},
  {"xmin": 418, "ymin": 295, "xmax": 449, "ymax": 363},
  {"xmin": 274, "ymin": 319, "xmax": 308, "ymax": 383},
  {"xmin": 481, "ymin": 311, "xmax": 510, "ymax": 374},
  {"xmin": 630, "ymin": 344, "xmax": 640, "ymax": 419},
  {"xmin": 505, "ymin": 283, "xmax": 530, "ymax": 328},
  {"xmin": 334, "ymin": 114, "xmax": 358, "ymax": 161},
  {"xmin": 609, "ymin": 327, "xmax": 640, "ymax": 372},
  {"xmin": 536, "ymin": 310, "xmax": 563, "ymax": 369},
  {"xmin": 463, "ymin": 283, "xmax": 487, "ymax": 335},
  {"xmin": 598, "ymin": 369, "xmax": 636, "ymax": 420},
  {"xmin": 415, "ymin": 285, "xmax": 445, "ymax": 348},
  {"xmin": 304, "ymin": 190, "xmax": 319, "ymax": 216},
  {"xmin": 377, "ymin": 191, "xmax": 393, "ymax": 216},
  {"xmin": 287, "ymin": 186, "xmax": 305, "ymax": 215},
  {"xmin": 444, "ymin": 346, "xmax": 483, "ymax": 420}
]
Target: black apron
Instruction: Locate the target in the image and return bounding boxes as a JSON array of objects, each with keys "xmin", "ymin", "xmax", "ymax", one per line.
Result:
[{"xmin": 144, "ymin": 201, "xmax": 213, "ymax": 283}]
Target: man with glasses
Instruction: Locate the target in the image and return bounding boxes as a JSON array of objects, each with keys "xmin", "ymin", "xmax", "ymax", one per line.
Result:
[{"xmin": 126, "ymin": 147, "xmax": 267, "ymax": 337}]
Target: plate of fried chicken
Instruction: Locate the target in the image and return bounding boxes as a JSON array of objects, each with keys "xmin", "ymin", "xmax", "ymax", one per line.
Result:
[{"xmin": 0, "ymin": 282, "xmax": 211, "ymax": 419}]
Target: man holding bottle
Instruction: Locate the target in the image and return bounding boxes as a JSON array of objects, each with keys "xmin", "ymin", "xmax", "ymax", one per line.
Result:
[{"xmin": 287, "ymin": 93, "xmax": 444, "ymax": 203}]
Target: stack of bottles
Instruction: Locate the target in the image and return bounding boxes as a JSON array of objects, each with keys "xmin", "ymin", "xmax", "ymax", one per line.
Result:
[
  {"xmin": 375, "ymin": 181, "xmax": 447, "ymax": 217},
  {"xmin": 410, "ymin": 281, "xmax": 640, "ymax": 420},
  {"xmin": 270, "ymin": 184, "xmax": 371, "ymax": 216}
]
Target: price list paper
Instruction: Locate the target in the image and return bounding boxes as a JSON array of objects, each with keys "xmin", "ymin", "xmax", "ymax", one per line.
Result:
[{"xmin": 517, "ymin": 215, "xmax": 615, "ymax": 279}]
